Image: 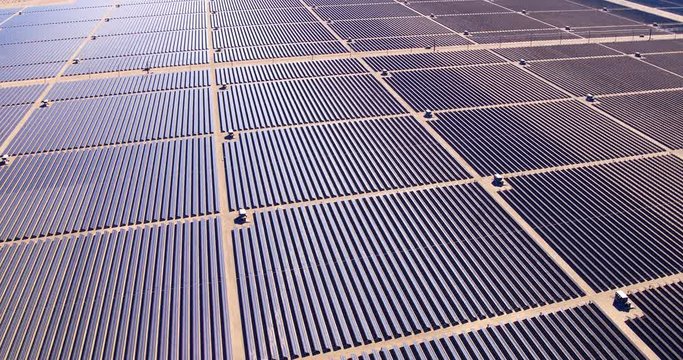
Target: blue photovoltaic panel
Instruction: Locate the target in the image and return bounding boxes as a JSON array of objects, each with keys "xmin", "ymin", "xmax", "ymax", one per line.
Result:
[
  {"xmin": 212, "ymin": 23, "xmax": 337, "ymax": 48},
  {"xmin": 96, "ymin": 13, "xmax": 207, "ymax": 36},
  {"xmin": 596, "ymin": 90, "xmax": 683, "ymax": 149},
  {"xmin": 385, "ymin": 64, "xmax": 568, "ymax": 111},
  {"xmin": 1, "ymin": 7, "xmax": 109, "ymax": 26},
  {"xmin": 314, "ymin": 3, "xmax": 418, "ymax": 20},
  {"xmin": 0, "ymin": 138, "xmax": 218, "ymax": 242},
  {"xmin": 63, "ymin": 50, "xmax": 209, "ymax": 76},
  {"xmin": 493, "ymin": 43, "xmax": 621, "ymax": 61},
  {"xmin": 234, "ymin": 183, "xmax": 583, "ymax": 358},
  {"xmin": 363, "ymin": 50, "xmax": 504, "ymax": 71},
  {"xmin": 330, "ymin": 17, "xmax": 450, "ymax": 39},
  {"xmin": 350, "ymin": 34, "xmax": 471, "ymax": 51},
  {"xmin": 211, "ymin": 7, "xmax": 317, "ymax": 27},
  {"xmin": 111, "ymin": 1, "xmax": 206, "ymax": 17},
  {"xmin": 348, "ymin": 304, "xmax": 645, "ymax": 359},
  {"xmin": 216, "ymin": 58, "xmax": 367, "ymax": 84},
  {"xmin": 501, "ymin": 156, "xmax": 683, "ymax": 291},
  {"xmin": 430, "ymin": 101, "xmax": 661, "ymax": 175},
  {"xmin": 79, "ymin": 30, "xmax": 207, "ymax": 59},
  {"xmin": 627, "ymin": 282, "xmax": 683, "ymax": 360},
  {"xmin": 8, "ymin": 88, "xmax": 214, "ymax": 154},
  {"xmin": 48, "ymin": 70, "xmax": 210, "ymax": 101},
  {"xmin": 0, "ymin": 38, "xmax": 81, "ymax": 67},
  {"xmin": 0, "ymin": 84, "xmax": 46, "ymax": 107},
  {"xmin": 0, "ymin": 62, "xmax": 64, "ymax": 82},
  {"xmin": 0, "ymin": 104, "xmax": 30, "ymax": 144},
  {"xmin": 210, "ymin": 0, "xmax": 303, "ymax": 11},
  {"xmin": 0, "ymin": 218, "xmax": 231, "ymax": 359},
  {"xmin": 0, "ymin": 21, "xmax": 97, "ymax": 45},
  {"xmin": 224, "ymin": 117, "xmax": 470, "ymax": 210},
  {"xmin": 215, "ymin": 41, "xmax": 349, "ymax": 62},
  {"xmin": 219, "ymin": 74, "xmax": 404, "ymax": 130}
]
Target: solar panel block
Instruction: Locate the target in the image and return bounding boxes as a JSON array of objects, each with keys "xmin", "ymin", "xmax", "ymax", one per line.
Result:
[
  {"xmin": 501, "ymin": 155, "xmax": 683, "ymax": 291},
  {"xmin": 223, "ymin": 117, "xmax": 470, "ymax": 210},
  {"xmin": 216, "ymin": 58, "xmax": 366, "ymax": 84},
  {"xmin": 211, "ymin": 7, "xmax": 317, "ymax": 27},
  {"xmin": 79, "ymin": 30, "xmax": 207, "ymax": 59},
  {"xmin": 234, "ymin": 184, "xmax": 583, "ymax": 358},
  {"xmin": 528, "ymin": 56, "xmax": 683, "ymax": 95},
  {"xmin": 330, "ymin": 17, "xmax": 451, "ymax": 39},
  {"xmin": 349, "ymin": 34, "xmax": 470, "ymax": 51},
  {"xmin": 384, "ymin": 64, "xmax": 568, "ymax": 111},
  {"xmin": 627, "ymin": 281, "xmax": 683, "ymax": 360},
  {"xmin": 0, "ymin": 38, "xmax": 81, "ymax": 67},
  {"xmin": 314, "ymin": 3, "xmax": 417, "ymax": 20},
  {"xmin": 8, "ymin": 88, "xmax": 213, "ymax": 155},
  {"xmin": 407, "ymin": 0, "xmax": 511, "ymax": 15},
  {"xmin": 435, "ymin": 13, "xmax": 554, "ymax": 32},
  {"xmin": 0, "ymin": 21, "xmax": 97, "ymax": 45},
  {"xmin": 596, "ymin": 90, "xmax": 683, "ymax": 149},
  {"xmin": 0, "ymin": 138, "xmax": 218, "ymax": 242},
  {"xmin": 529, "ymin": 9, "xmax": 639, "ymax": 27},
  {"xmin": 48, "ymin": 70, "xmax": 210, "ymax": 101},
  {"xmin": 363, "ymin": 50, "xmax": 504, "ymax": 71},
  {"xmin": 570, "ymin": 0, "xmax": 628, "ymax": 9},
  {"xmin": 63, "ymin": 50, "xmax": 209, "ymax": 76},
  {"xmin": 430, "ymin": 101, "xmax": 662, "ymax": 175},
  {"xmin": 215, "ymin": 41, "xmax": 349, "ymax": 62},
  {"xmin": 604, "ymin": 38, "xmax": 683, "ymax": 53},
  {"xmin": 493, "ymin": 43, "xmax": 620, "ymax": 61},
  {"xmin": 0, "ymin": 104, "xmax": 30, "ymax": 144},
  {"xmin": 111, "ymin": 1, "xmax": 206, "ymax": 18},
  {"xmin": 644, "ymin": 52, "xmax": 683, "ymax": 75},
  {"xmin": 213, "ymin": 23, "xmax": 336, "ymax": 48},
  {"xmin": 611, "ymin": 8, "xmax": 679, "ymax": 24},
  {"xmin": 348, "ymin": 304, "xmax": 645, "ymax": 359},
  {"xmin": 490, "ymin": 0, "xmax": 588, "ymax": 11},
  {"xmin": 0, "ymin": 218, "xmax": 231, "ymax": 359},
  {"xmin": 1, "ymin": 7, "xmax": 109, "ymax": 26},
  {"xmin": 211, "ymin": 0, "xmax": 303, "ymax": 11},
  {"xmin": 96, "ymin": 13, "xmax": 207, "ymax": 36},
  {"xmin": 468, "ymin": 29, "xmax": 580, "ymax": 43},
  {"xmin": 0, "ymin": 62, "xmax": 64, "ymax": 82},
  {"xmin": 0, "ymin": 84, "xmax": 45, "ymax": 106},
  {"xmin": 219, "ymin": 74, "xmax": 404, "ymax": 130}
]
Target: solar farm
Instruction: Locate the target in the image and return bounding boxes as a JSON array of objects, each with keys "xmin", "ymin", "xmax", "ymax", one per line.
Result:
[{"xmin": 0, "ymin": 0, "xmax": 682, "ymax": 358}]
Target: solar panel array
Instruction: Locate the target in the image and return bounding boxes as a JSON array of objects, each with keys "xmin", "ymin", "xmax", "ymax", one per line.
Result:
[{"xmin": 0, "ymin": 0, "xmax": 681, "ymax": 358}]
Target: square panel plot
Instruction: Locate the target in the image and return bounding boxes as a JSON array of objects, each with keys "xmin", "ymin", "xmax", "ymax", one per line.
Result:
[
  {"xmin": 364, "ymin": 50, "xmax": 504, "ymax": 71},
  {"xmin": 219, "ymin": 74, "xmax": 404, "ymax": 130},
  {"xmin": 596, "ymin": 90, "xmax": 683, "ymax": 149},
  {"xmin": 527, "ymin": 56, "xmax": 683, "ymax": 95},
  {"xmin": 330, "ymin": 17, "xmax": 450, "ymax": 39},
  {"xmin": 529, "ymin": 9, "xmax": 638, "ymax": 28},
  {"xmin": 469, "ymin": 29, "xmax": 581, "ymax": 43},
  {"xmin": 611, "ymin": 8, "xmax": 679, "ymax": 24},
  {"xmin": 644, "ymin": 52, "xmax": 683, "ymax": 75},
  {"xmin": 314, "ymin": 3, "xmax": 417, "ymax": 20},
  {"xmin": 350, "ymin": 305, "xmax": 645, "ymax": 360},
  {"xmin": 0, "ymin": 84, "xmax": 45, "ymax": 106},
  {"xmin": 490, "ymin": 0, "xmax": 588, "ymax": 11},
  {"xmin": 0, "ymin": 138, "xmax": 219, "ymax": 242},
  {"xmin": 79, "ymin": 30, "xmax": 207, "ymax": 59},
  {"xmin": 436, "ymin": 13, "xmax": 554, "ymax": 32},
  {"xmin": 627, "ymin": 282, "xmax": 683, "ymax": 360},
  {"xmin": 234, "ymin": 184, "xmax": 583, "ymax": 358},
  {"xmin": 349, "ymin": 34, "xmax": 470, "ymax": 51},
  {"xmin": 213, "ymin": 23, "xmax": 336, "ymax": 48},
  {"xmin": 223, "ymin": 117, "xmax": 470, "ymax": 209},
  {"xmin": 0, "ymin": 219, "xmax": 231, "ymax": 360},
  {"xmin": 430, "ymin": 101, "xmax": 661, "ymax": 175},
  {"xmin": 216, "ymin": 41, "xmax": 348, "ymax": 62},
  {"xmin": 501, "ymin": 155, "xmax": 683, "ymax": 291},
  {"xmin": 604, "ymin": 39, "xmax": 683, "ymax": 54},
  {"xmin": 384, "ymin": 64, "xmax": 569, "ymax": 111},
  {"xmin": 211, "ymin": 7, "xmax": 317, "ymax": 27},
  {"xmin": 493, "ymin": 43, "xmax": 620, "ymax": 61},
  {"xmin": 8, "ymin": 88, "xmax": 214, "ymax": 155},
  {"xmin": 216, "ymin": 58, "xmax": 366, "ymax": 84},
  {"xmin": 407, "ymin": 0, "xmax": 511, "ymax": 15},
  {"xmin": 561, "ymin": 0, "xmax": 627, "ymax": 9}
]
